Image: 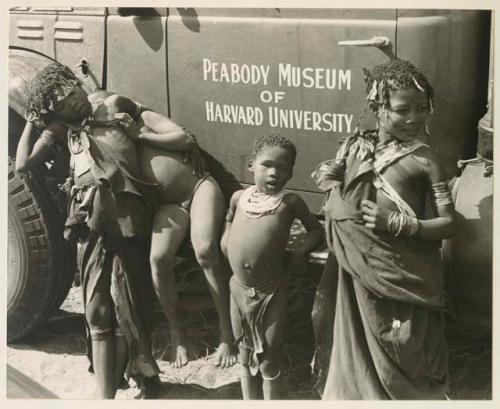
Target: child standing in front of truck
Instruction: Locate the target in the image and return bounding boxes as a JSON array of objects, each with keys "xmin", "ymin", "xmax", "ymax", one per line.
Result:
[
  {"xmin": 312, "ymin": 58, "xmax": 456, "ymax": 399},
  {"xmin": 221, "ymin": 134, "xmax": 323, "ymax": 399}
]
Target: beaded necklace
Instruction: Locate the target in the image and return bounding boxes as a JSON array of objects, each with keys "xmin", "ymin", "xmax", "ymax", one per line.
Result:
[{"xmin": 239, "ymin": 185, "xmax": 286, "ymax": 218}]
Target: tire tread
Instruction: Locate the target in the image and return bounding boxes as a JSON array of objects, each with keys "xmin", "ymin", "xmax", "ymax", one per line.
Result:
[{"xmin": 8, "ymin": 157, "xmax": 75, "ymax": 343}]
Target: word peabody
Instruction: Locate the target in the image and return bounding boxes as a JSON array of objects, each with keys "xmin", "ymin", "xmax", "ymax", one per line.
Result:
[
  {"xmin": 202, "ymin": 58, "xmax": 352, "ymax": 90},
  {"xmin": 203, "ymin": 58, "xmax": 271, "ymax": 85}
]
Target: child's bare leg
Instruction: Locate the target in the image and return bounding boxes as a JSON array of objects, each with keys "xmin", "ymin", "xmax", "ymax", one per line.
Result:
[
  {"xmin": 85, "ymin": 281, "xmax": 117, "ymax": 399},
  {"xmin": 261, "ymin": 284, "xmax": 288, "ymax": 400},
  {"xmin": 150, "ymin": 204, "xmax": 190, "ymax": 368},
  {"xmin": 230, "ymin": 292, "xmax": 260, "ymax": 398},
  {"xmin": 239, "ymin": 347, "xmax": 261, "ymax": 399},
  {"xmin": 90, "ymin": 332, "xmax": 115, "ymax": 398},
  {"xmin": 116, "ymin": 240, "xmax": 153, "ymax": 386},
  {"xmin": 190, "ymin": 178, "xmax": 237, "ymax": 368},
  {"xmin": 114, "ymin": 332, "xmax": 128, "ymax": 389}
]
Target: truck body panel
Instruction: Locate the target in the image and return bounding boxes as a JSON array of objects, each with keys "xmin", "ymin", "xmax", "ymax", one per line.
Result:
[
  {"xmin": 107, "ymin": 15, "xmax": 170, "ymax": 115},
  {"xmin": 10, "ymin": 9, "xmax": 106, "ymax": 91},
  {"xmin": 396, "ymin": 11, "xmax": 490, "ymax": 174}
]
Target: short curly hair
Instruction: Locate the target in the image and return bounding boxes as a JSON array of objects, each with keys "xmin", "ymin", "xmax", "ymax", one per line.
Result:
[
  {"xmin": 363, "ymin": 59, "xmax": 434, "ymax": 113},
  {"xmin": 25, "ymin": 62, "xmax": 81, "ymax": 126},
  {"xmin": 252, "ymin": 133, "xmax": 297, "ymax": 165}
]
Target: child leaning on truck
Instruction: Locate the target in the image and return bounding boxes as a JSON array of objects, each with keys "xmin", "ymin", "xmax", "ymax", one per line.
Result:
[
  {"xmin": 16, "ymin": 63, "xmax": 238, "ymax": 376},
  {"xmin": 312, "ymin": 58, "xmax": 457, "ymax": 399},
  {"xmin": 221, "ymin": 134, "xmax": 323, "ymax": 400},
  {"xmin": 14, "ymin": 62, "xmax": 219, "ymax": 398}
]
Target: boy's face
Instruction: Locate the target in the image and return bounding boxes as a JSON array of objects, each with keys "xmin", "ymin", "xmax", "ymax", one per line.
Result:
[
  {"xmin": 378, "ymin": 88, "xmax": 430, "ymax": 142},
  {"xmin": 53, "ymin": 86, "xmax": 92, "ymax": 125},
  {"xmin": 250, "ymin": 146, "xmax": 294, "ymax": 194}
]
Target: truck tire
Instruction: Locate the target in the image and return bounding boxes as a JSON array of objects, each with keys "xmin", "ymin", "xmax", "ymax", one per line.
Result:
[{"xmin": 7, "ymin": 158, "xmax": 75, "ymax": 343}]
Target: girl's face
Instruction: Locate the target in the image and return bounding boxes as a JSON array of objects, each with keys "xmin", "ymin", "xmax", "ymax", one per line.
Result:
[
  {"xmin": 378, "ymin": 88, "xmax": 430, "ymax": 142},
  {"xmin": 53, "ymin": 86, "xmax": 92, "ymax": 125},
  {"xmin": 250, "ymin": 146, "xmax": 294, "ymax": 194}
]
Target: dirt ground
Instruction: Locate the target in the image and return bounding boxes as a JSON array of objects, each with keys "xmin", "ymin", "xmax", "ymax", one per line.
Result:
[{"xmin": 7, "ymin": 269, "xmax": 492, "ymax": 400}]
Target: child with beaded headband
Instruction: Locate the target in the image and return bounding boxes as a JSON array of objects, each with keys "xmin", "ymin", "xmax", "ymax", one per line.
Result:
[
  {"xmin": 221, "ymin": 133, "xmax": 323, "ymax": 400},
  {"xmin": 312, "ymin": 59, "xmax": 456, "ymax": 400}
]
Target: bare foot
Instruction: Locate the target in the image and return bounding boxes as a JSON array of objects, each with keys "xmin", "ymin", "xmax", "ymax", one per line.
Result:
[
  {"xmin": 214, "ymin": 339, "xmax": 238, "ymax": 368},
  {"xmin": 169, "ymin": 335, "xmax": 189, "ymax": 368}
]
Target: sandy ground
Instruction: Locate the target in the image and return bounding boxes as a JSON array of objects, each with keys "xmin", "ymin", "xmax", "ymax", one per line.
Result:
[
  {"xmin": 7, "ymin": 286, "xmax": 242, "ymax": 399},
  {"xmin": 7, "ymin": 280, "xmax": 492, "ymax": 400}
]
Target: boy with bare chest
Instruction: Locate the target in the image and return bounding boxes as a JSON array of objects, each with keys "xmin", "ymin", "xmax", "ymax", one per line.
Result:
[{"xmin": 221, "ymin": 134, "xmax": 323, "ymax": 399}]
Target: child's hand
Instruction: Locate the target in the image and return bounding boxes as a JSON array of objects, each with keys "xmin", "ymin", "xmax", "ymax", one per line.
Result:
[
  {"xmin": 289, "ymin": 250, "xmax": 308, "ymax": 276},
  {"xmin": 361, "ymin": 199, "xmax": 390, "ymax": 232},
  {"xmin": 114, "ymin": 112, "xmax": 140, "ymax": 140},
  {"xmin": 31, "ymin": 118, "xmax": 47, "ymax": 131}
]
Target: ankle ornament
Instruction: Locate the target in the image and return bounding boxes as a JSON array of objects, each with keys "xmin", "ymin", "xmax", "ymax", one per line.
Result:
[{"xmin": 261, "ymin": 369, "xmax": 281, "ymax": 381}]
